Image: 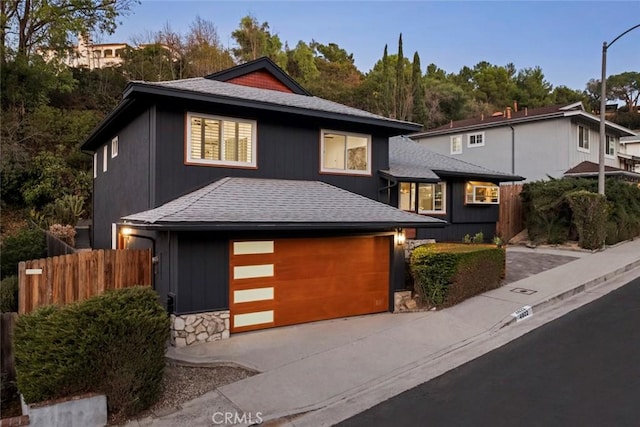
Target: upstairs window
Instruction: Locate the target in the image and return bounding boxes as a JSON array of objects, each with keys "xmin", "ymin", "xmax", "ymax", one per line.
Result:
[
  {"xmin": 399, "ymin": 182, "xmax": 446, "ymax": 214},
  {"xmin": 450, "ymin": 135, "xmax": 462, "ymax": 154},
  {"xmin": 111, "ymin": 136, "xmax": 118, "ymax": 158},
  {"xmin": 578, "ymin": 125, "xmax": 590, "ymax": 152},
  {"xmin": 467, "ymin": 132, "xmax": 485, "ymax": 147},
  {"xmin": 103, "ymin": 146, "xmax": 108, "ymax": 172},
  {"xmin": 186, "ymin": 112, "xmax": 257, "ymax": 168},
  {"xmin": 321, "ymin": 130, "xmax": 371, "ymax": 175},
  {"xmin": 606, "ymin": 135, "xmax": 616, "ymax": 157}
]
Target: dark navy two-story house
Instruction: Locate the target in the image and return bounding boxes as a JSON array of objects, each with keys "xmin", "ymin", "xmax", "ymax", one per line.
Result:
[{"xmin": 81, "ymin": 57, "xmax": 519, "ymax": 346}]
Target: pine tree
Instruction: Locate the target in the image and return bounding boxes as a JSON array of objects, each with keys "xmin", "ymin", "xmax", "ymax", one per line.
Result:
[{"xmin": 411, "ymin": 51, "xmax": 426, "ymax": 126}]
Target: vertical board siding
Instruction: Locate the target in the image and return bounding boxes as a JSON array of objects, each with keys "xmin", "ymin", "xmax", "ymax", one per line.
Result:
[
  {"xmin": 18, "ymin": 249, "xmax": 151, "ymax": 314},
  {"xmin": 497, "ymin": 184, "xmax": 524, "ymax": 241}
]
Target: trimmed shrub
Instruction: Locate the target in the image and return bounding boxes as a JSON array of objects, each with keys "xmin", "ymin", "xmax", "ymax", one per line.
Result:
[
  {"xmin": 14, "ymin": 286, "xmax": 169, "ymax": 418},
  {"xmin": 566, "ymin": 191, "xmax": 609, "ymax": 250},
  {"xmin": 0, "ymin": 226, "xmax": 46, "ymax": 278},
  {"xmin": 0, "ymin": 276, "xmax": 19, "ymax": 312},
  {"xmin": 411, "ymin": 244, "xmax": 505, "ymax": 307}
]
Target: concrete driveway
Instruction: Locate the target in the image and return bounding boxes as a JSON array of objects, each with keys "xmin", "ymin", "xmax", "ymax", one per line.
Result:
[{"xmin": 504, "ymin": 245, "xmax": 585, "ymax": 284}]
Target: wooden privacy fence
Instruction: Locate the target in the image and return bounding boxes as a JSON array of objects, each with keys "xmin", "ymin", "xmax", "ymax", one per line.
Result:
[
  {"xmin": 18, "ymin": 249, "xmax": 151, "ymax": 314},
  {"xmin": 497, "ymin": 184, "xmax": 524, "ymax": 242}
]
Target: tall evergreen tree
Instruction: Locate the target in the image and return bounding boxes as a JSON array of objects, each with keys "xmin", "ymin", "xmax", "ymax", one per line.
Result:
[
  {"xmin": 395, "ymin": 34, "xmax": 405, "ymax": 119},
  {"xmin": 411, "ymin": 51, "xmax": 426, "ymax": 126}
]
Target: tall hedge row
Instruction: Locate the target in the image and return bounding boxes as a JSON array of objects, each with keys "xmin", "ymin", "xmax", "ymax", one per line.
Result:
[
  {"xmin": 410, "ymin": 244, "xmax": 505, "ymax": 307},
  {"xmin": 14, "ymin": 286, "xmax": 170, "ymax": 418},
  {"xmin": 521, "ymin": 178, "xmax": 640, "ymax": 247}
]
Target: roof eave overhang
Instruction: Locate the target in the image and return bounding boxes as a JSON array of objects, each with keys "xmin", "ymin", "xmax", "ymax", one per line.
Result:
[
  {"xmin": 379, "ymin": 170, "xmax": 440, "ymax": 183},
  {"xmin": 432, "ymin": 170, "xmax": 525, "ymax": 182},
  {"xmin": 564, "ymin": 111, "xmax": 637, "ymax": 136},
  {"xmin": 125, "ymin": 83, "xmax": 422, "ymax": 133},
  {"xmin": 81, "ymin": 97, "xmax": 137, "ymax": 151},
  {"xmin": 119, "ymin": 220, "xmax": 447, "ymax": 231}
]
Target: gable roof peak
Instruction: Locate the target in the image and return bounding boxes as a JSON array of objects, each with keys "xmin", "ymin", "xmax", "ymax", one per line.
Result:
[
  {"xmin": 204, "ymin": 56, "xmax": 311, "ymax": 96},
  {"xmin": 559, "ymin": 101, "xmax": 585, "ymax": 111}
]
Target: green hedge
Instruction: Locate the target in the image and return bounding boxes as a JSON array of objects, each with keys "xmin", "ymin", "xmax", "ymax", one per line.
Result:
[
  {"xmin": 0, "ymin": 276, "xmax": 19, "ymax": 312},
  {"xmin": 521, "ymin": 178, "xmax": 640, "ymax": 247},
  {"xmin": 566, "ymin": 191, "xmax": 609, "ymax": 250},
  {"xmin": 0, "ymin": 226, "xmax": 46, "ymax": 279},
  {"xmin": 410, "ymin": 244, "xmax": 505, "ymax": 307},
  {"xmin": 15, "ymin": 286, "xmax": 169, "ymax": 418}
]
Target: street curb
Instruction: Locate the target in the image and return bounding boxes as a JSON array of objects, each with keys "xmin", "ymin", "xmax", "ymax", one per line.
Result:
[{"xmin": 498, "ymin": 257, "xmax": 640, "ymax": 329}]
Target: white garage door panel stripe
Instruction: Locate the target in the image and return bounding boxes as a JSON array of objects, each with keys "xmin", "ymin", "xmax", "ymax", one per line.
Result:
[
  {"xmin": 233, "ymin": 241, "xmax": 275, "ymax": 255},
  {"xmin": 234, "ymin": 310, "xmax": 274, "ymax": 328},
  {"xmin": 233, "ymin": 264, "xmax": 274, "ymax": 280},
  {"xmin": 234, "ymin": 287, "xmax": 274, "ymax": 303}
]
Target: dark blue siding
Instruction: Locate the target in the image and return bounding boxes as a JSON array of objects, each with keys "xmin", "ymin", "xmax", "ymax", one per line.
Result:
[
  {"xmin": 154, "ymin": 103, "xmax": 389, "ymax": 206},
  {"xmin": 176, "ymin": 233, "xmax": 228, "ymax": 314},
  {"xmin": 92, "ymin": 110, "xmax": 152, "ymax": 248}
]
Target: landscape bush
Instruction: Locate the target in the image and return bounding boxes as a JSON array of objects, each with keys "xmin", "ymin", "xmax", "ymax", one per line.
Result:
[
  {"xmin": 521, "ymin": 178, "xmax": 640, "ymax": 247},
  {"xmin": 0, "ymin": 276, "xmax": 19, "ymax": 312},
  {"xmin": 565, "ymin": 191, "xmax": 609, "ymax": 250},
  {"xmin": 411, "ymin": 243, "xmax": 505, "ymax": 307},
  {"xmin": 14, "ymin": 286, "xmax": 170, "ymax": 418},
  {"xmin": 0, "ymin": 226, "xmax": 46, "ymax": 278}
]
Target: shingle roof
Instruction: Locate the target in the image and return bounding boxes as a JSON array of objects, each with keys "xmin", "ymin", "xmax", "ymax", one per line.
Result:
[
  {"xmin": 564, "ymin": 161, "xmax": 640, "ymax": 180},
  {"xmin": 132, "ymin": 77, "xmax": 419, "ymax": 128},
  {"xmin": 410, "ymin": 102, "xmax": 635, "ymax": 138},
  {"xmin": 382, "ymin": 136, "xmax": 523, "ymax": 181},
  {"xmin": 122, "ymin": 177, "xmax": 445, "ymax": 229}
]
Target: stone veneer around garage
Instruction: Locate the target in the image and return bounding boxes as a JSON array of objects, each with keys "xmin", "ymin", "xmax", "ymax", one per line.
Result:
[{"xmin": 170, "ymin": 310, "xmax": 230, "ymax": 347}]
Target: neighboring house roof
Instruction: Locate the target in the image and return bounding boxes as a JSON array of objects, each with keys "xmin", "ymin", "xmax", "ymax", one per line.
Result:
[
  {"xmin": 122, "ymin": 177, "xmax": 445, "ymax": 230},
  {"xmin": 381, "ymin": 136, "xmax": 524, "ymax": 182},
  {"xmin": 205, "ymin": 57, "xmax": 311, "ymax": 95},
  {"xmin": 563, "ymin": 161, "xmax": 640, "ymax": 180},
  {"xmin": 82, "ymin": 70, "xmax": 421, "ymax": 151},
  {"xmin": 410, "ymin": 102, "xmax": 636, "ymax": 138},
  {"xmin": 620, "ymin": 135, "xmax": 640, "ymax": 144}
]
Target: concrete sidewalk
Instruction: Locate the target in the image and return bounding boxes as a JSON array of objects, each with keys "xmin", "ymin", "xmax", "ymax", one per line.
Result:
[{"xmin": 131, "ymin": 239, "xmax": 640, "ymax": 427}]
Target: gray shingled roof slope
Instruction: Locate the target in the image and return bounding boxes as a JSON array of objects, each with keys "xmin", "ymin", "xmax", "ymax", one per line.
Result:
[
  {"xmin": 123, "ymin": 177, "xmax": 444, "ymax": 227},
  {"xmin": 384, "ymin": 136, "xmax": 522, "ymax": 181},
  {"xmin": 137, "ymin": 78, "xmax": 417, "ymax": 127}
]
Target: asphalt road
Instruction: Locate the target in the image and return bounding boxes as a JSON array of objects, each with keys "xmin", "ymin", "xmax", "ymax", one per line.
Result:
[{"xmin": 338, "ymin": 276, "xmax": 640, "ymax": 427}]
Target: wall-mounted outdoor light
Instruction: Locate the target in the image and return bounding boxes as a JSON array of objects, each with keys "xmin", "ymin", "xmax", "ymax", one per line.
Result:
[{"xmin": 395, "ymin": 228, "xmax": 406, "ymax": 246}]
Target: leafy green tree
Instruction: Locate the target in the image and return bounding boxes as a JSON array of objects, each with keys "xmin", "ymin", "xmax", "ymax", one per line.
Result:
[
  {"xmin": 286, "ymin": 40, "xmax": 319, "ymax": 85},
  {"xmin": 1, "ymin": 0, "xmax": 136, "ymax": 61},
  {"xmin": 513, "ymin": 66, "xmax": 553, "ymax": 108},
  {"xmin": 585, "ymin": 78, "xmax": 602, "ymax": 112},
  {"xmin": 306, "ymin": 41, "xmax": 361, "ymax": 104},
  {"xmin": 607, "ymin": 71, "xmax": 639, "ymax": 112},
  {"xmin": 395, "ymin": 33, "xmax": 406, "ymax": 120},
  {"xmin": 231, "ymin": 15, "xmax": 286, "ymax": 67},
  {"xmin": 551, "ymin": 86, "xmax": 588, "ymax": 106}
]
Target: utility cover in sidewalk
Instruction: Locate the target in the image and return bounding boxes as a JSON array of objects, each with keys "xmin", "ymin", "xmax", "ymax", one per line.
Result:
[
  {"xmin": 510, "ymin": 287, "xmax": 537, "ymax": 295},
  {"xmin": 511, "ymin": 305, "xmax": 533, "ymax": 322}
]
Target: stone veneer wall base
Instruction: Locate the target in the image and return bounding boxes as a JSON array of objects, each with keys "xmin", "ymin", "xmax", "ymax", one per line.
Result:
[{"xmin": 171, "ymin": 310, "xmax": 230, "ymax": 347}]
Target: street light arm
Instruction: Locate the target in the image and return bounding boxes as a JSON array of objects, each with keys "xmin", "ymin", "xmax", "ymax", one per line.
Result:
[{"xmin": 607, "ymin": 24, "xmax": 640, "ymax": 48}]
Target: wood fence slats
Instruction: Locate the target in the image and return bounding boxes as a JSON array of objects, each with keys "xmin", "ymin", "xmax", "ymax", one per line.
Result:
[
  {"xmin": 17, "ymin": 250, "xmax": 152, "ymax": 314},
  {"xmin": 497, "ymin": 184, "xmax": 524, "ymax": 242}
]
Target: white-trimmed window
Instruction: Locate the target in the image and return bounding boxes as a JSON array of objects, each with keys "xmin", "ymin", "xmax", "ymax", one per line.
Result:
[
  {"xmin": 186, "ymin": 112, "xmax": 257, "ymax": 168},
  {"xmin": 399, "ymin": 182, "xmax": 446, "ymax": 214},
  {"xmin": 467, "ymin": 132, "xmax": 485, "ymax": 147},
  {"xmin": 465, "ymin": 181, "xmax": 499, "ymax": 204},
  {"xmin": 103, "ymin": 145, "xmax": 108, "ymax": 172},
  {"xmin": 93, "ymin": 153, "xmax": 97, "ymax": 178},
  {"xmin": 450, "ymin": 135, "xmax": 462, "ymax": 154},
  {"xmin": 111, "ymin": 136, "xmax": 118, "ymax": 158},
  {"xmin": 578, "ymin": 125, "xmax": 590, "ymax": 152},
  {"xmin": 321, "ymin": 129, "xmax": 371, "ymax": 175},
  {"xmin": 606, "ymin": 135, "xmax": 616, "ymax": 157}
]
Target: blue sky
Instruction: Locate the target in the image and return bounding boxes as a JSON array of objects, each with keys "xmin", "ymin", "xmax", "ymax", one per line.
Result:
[{"xmin": 100, "ymin": 1, "xmax": 640, "ymax": 92}]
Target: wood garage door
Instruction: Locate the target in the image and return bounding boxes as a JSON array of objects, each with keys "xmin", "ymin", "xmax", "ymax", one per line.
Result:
[{"xmin": 229, "ymin": 235, "xmax": 390, "ymax": 333}]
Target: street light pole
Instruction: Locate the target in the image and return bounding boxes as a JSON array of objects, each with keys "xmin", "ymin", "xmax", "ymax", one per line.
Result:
[{"xmin": 598, "ymin": 24, "xmax": 640, "ymax": 195}]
